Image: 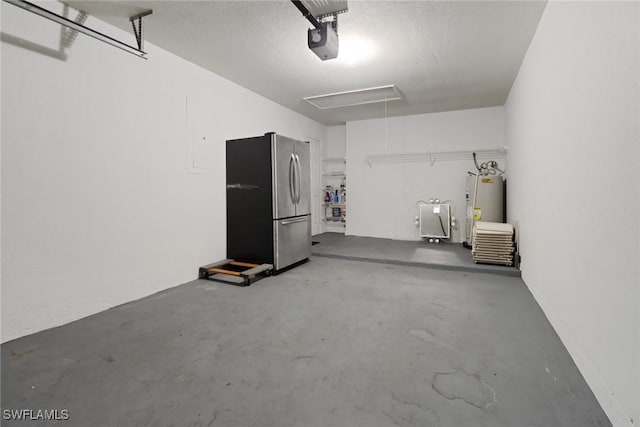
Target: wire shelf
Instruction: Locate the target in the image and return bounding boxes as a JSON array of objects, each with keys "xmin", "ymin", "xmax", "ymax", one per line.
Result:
[{"xmin": 364, "ymin": 148, "xmax": 506, "ymax": 167}]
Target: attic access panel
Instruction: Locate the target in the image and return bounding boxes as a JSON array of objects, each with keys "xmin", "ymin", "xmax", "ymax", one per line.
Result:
[{"xmin": 304, "ymin": 85, "xmax": 402, "ymax": 109}]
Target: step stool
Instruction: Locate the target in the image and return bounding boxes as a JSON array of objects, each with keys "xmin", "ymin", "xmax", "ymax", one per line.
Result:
[{"xmin": 198, "ymin": 259, "xmax": 273, "ymax": 286}]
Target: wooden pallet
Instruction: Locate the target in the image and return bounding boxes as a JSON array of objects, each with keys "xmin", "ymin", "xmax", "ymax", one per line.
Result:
[{"xmin": 198, "ymin": 259, "xmax": 273, "ymax": 286}]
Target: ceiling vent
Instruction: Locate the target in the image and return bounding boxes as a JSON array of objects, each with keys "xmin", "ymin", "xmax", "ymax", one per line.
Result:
[{"xmin": 303, "ymin": 85, "xmax": 402, "ymax": 109}]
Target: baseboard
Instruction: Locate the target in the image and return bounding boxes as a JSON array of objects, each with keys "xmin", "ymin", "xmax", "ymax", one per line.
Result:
[{"xmin": 523, "ymin": 275, "xmax": 634, "ymax": 427}]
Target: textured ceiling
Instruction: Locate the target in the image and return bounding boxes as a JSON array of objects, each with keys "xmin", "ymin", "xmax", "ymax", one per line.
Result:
[{"xmin": 65, "ymin": 1, "xmax": 547, "ymax": 126}]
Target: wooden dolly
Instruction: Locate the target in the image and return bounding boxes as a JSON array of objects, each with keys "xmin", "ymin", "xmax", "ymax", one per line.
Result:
[{"xmin": 198, "ymin": 259, "xmax": 273, "ymax": 286}]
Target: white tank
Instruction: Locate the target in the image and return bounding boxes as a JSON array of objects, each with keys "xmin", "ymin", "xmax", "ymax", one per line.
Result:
[{"xmin": 465, "ymin": 174, "xmax": 505, "ymax": 244}]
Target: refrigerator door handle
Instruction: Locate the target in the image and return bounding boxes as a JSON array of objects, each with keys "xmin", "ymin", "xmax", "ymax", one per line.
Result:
[
  {"xmin": 294, "ymin": 153, "xmax": 299, "ymax": 203},
  {"xmin": 295, "ymin": 153, "xmax": 302, "ymax": 204},
  {"xmin": 289, "ymin": 153, "xmax": 296, "ymax": 204},
  {"xmin": 280, "ymin": 217, "xmax": 308, "ymax": 225}
]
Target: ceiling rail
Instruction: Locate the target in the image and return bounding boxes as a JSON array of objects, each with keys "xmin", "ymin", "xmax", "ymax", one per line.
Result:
[
  {"xmin": 3, "ymin": 0, "xmax": 149, "ymax": 59},
  {"xmin": 365, "ymin": 148, "xmax": 507, "ymax": 167}
]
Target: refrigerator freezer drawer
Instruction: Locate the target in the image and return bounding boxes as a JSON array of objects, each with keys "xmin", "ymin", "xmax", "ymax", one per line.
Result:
[{"xmin": 273, "ymin": 215, "xmax": 311, "ymax": 270}]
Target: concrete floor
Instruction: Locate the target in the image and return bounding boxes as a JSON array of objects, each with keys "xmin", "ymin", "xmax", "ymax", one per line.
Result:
[
  {"xmin": 312, "ymin": 233, "xmax": 520, "ymax": 277},
  {"xmin": 2, "ymin": 257, "xmax": 609, "ymax": 427}
]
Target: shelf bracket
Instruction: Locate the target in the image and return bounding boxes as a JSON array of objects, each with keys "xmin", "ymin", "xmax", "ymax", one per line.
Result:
[
  {"xmin": 129, "ymin": 10, "xmax": 152, "ymax": 51},
  {"xmin": 59, "ymin": 5, "xmax": 88, "ymax": 51},
  {"xmin": 429, "ymin": 151, "xmax": 436, "ymax": 167}
]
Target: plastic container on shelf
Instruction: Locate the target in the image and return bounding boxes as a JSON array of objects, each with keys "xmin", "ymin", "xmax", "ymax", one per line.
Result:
[
  {"xmin": 325, "ymin": 206, "xmax": 333, "ymax": 218},
  {"xmin": 322, "ymin": 160, "xmax": 346, "ymax": 229}
]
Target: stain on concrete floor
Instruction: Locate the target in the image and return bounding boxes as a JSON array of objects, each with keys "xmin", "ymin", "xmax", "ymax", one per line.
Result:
[{"xmin": 432, "ymin": 371, "xmax": 496, "ymax": 409}]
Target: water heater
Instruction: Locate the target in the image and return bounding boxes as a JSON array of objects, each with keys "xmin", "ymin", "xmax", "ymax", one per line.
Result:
[{"xmin": 465, "ymin": 174, "xmax": 505, "ymax": 245}]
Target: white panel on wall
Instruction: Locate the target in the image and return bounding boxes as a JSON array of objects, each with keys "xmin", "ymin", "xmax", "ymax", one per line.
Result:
[
  {"xmin": 346, "ymin": 107, "xmax": 505, "ymax": 242},
  {"xmin": 1, "ymin": 3, "xmax": 326, "ymax": 342},
  {"xmin": 186, "ymin": 96, "xmax": 215, "ymax": 173},
  {"xmin": 505, "ymin": 2, "xmax": 639, "ymax": 426}
]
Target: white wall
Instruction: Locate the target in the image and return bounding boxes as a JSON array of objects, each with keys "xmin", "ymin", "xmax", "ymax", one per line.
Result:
[
  {"xmin": 505, "ymin": 2, "xmax": 639, "ymax": 426},
  {"xmin": 345, "ymin": 107, "xmax": 504, "ymax": 241},
  {"xmin": 1, "ymin": 3, "xmax": 326, "ymax": 342},
  {"xmin": 325, "ymin": 125, "xmax": 347, "ymax": 159}
]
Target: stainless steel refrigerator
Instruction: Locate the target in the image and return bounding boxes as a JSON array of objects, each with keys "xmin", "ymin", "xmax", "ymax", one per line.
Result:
[{"xmin": 226, "ymin": 132, "xmax": 311, "ymax": 272}]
